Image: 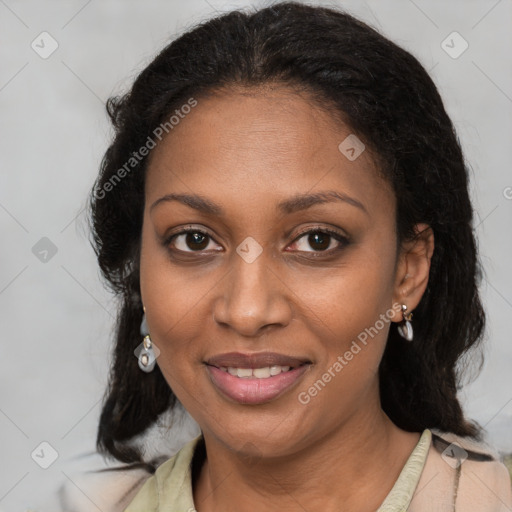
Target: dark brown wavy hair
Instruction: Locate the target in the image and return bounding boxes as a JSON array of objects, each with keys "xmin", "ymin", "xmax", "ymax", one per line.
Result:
[{"xmin": 87, "ymin": 1, "xmax": 486, "ymax": 469}]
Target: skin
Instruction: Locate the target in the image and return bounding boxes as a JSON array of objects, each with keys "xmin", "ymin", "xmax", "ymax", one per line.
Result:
[{"xmin": 140, "ymin": 84, "xmax": 435, "ymax": 512}]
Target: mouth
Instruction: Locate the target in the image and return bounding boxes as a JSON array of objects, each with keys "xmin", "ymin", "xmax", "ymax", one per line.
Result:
[
  {"xmin": 205, "ymin": 351, "xmax": 311, "ymax": 369},
  {"xmin": 212, "ymin": 363, "xmax": 306, "ymax": 378},
  {"xmin": 204, "ymin": 352, "xmax": 312, "ymax": 404}
]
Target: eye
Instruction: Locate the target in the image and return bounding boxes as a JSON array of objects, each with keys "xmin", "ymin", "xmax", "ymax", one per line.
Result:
[
  {"xmin": 166, "ymin": 228, "xmax": 221, "ymax": 253},
  {"xmin": 289, "ymin": 228, "xmax": 348, "ymax": 253},
  {"xmin": 165, "ymin": 226, "xmax": 349, "ymax": 256}
]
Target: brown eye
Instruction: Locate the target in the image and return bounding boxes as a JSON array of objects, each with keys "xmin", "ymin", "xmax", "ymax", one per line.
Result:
[
  {"xmin": 184, "ymin": 232, "xmax": 209, "ymax": 250},
  {"xmin": 306, "ymin": 232, "xmax": 331, "ymax": 251},
  {"xmin": 167, "ymin": 229, "xmax": 219, "ymax": 252},
  {"xmin": 290, "ymin": 228, "xmax": 348, "ymax": 254}
]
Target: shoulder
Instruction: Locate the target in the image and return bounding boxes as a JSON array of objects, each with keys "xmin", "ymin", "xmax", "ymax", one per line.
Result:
[
  {"xmin": 57, "ymin": 411, "xmax": 202, "ymax": 511},
  {"xmin": 124, "ymin": 434, "xmax": 203, "ymax": 511},
  {"xmin": 410, "ymin": 429, "xmax": 512, "ymax": 512},
  {"xmin": 57, "ymin": 464, "xmax": 156, "ymax": 512},
  {"xmin": 121, "ymin": 450, "xmax": 181, "ymax": 511}
]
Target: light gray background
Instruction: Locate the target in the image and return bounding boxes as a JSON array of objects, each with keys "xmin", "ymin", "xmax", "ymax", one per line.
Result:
[{"xmin": 1, "ymin": 0, "xmax": 511, "ymax": 510}]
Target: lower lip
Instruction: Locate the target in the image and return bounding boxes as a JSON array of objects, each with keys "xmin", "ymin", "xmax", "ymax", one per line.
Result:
[{"xmin": 206, "ymin": 364, "xmax": 310, "ymax": 405}]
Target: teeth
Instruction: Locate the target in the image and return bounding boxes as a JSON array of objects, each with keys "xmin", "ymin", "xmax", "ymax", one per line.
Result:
[
  {"xmin": 271, "ymin": 365, "xmax": 289, "ymax": 375},
  {"xmin": 221, "ymin": 365, "xmax": 294, "ymax": 378},
  {"xmin": 236, "ymin": 368, "xmax": 253, "ymax": 378},
  {"xmin": 253, "ymin": 367, "xmax": 271, "ymax": 378}
]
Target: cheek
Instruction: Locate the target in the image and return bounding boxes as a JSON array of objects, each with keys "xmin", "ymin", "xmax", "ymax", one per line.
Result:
[
  {"xmin": 291, "ymin": 245, "xmax": 395, "ymax": 338},
  {"xmin": 139, "ymin": 230, "xmax": 210, "ymax": 388},
  {"xmin": 287, "ymin": 238, "xmax": 396, "ymax": 385},
  {"xmin": 140, "ymin": 224, "xmax": 211, "ymax": 336},
  {"xmin": 293, "ymin": 275, "xmax": 393, "ymax": 426}
]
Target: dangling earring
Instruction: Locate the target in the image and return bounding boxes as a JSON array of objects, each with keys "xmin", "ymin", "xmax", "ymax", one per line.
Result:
[
  {"xmin": 137, "ymin": 308, "xmax": 159, "ymax": 372},
  {"xmin": 397, "ymin": 304, "xmax": 414, "ymax": 341}
]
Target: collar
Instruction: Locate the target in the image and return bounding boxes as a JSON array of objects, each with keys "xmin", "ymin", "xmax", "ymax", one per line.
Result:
[{"xmin": 125, "ymin": 429, "xmax": 432, "ymax": 511}]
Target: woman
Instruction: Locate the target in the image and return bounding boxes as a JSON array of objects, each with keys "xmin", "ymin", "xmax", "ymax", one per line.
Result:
[{"xmin": 82, "ymin": 2, "xmax": 512, "ymax": 511}]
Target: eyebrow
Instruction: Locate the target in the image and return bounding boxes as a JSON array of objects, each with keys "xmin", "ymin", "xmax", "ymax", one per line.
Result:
[{"xmin": 150, "ymin": 190, "xmax": 368, "ymax": 216}]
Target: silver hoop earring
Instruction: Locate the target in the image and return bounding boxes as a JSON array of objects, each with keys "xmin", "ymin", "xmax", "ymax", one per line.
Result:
[
  {"xmin": 137, "ymin": 312, "xmax": 159, "ymax": 372},
  {"xmin": 397, "ymin": 304, "xmax": 414, "ymax": 341}
]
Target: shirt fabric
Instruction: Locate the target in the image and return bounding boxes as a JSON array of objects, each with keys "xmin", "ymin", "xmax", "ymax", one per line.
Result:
[
  {"xmin": 124, "ymin": 430, "xmax": 433, "ymax": 511},
  {"xmin": 58, "ymin": 427, "xmax": 512, "ymax": 511}
]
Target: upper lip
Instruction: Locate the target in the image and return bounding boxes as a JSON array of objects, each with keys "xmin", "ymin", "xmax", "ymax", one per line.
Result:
[{"xmin": 205, "ymin": 352, "xmax": 311, "ymax": 369}]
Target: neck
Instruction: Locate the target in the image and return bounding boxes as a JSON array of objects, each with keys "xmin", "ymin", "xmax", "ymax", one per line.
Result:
[{"xmin": 193, "ymin": 401, "xmax": 421, "ymax": 512}]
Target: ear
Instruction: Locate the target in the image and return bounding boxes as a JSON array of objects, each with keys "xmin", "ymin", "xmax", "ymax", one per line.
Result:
[{"xmin": 391, "ymin": 223, "xmax": 435, "ymax": 321}]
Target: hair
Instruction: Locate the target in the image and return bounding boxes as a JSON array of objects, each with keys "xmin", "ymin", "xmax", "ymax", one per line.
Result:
[{"xmin": 87, "ymin": 1, "xmax": 486, "ymax": 468}]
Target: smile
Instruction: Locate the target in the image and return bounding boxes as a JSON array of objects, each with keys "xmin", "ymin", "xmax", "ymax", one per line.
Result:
[
  {"xmin": 205, "ymin": 359, "xmax": 311, "ymax": 405},
  {"xmin": 219, "ymin": 365, "xmax": 294, "ymax": 378}
]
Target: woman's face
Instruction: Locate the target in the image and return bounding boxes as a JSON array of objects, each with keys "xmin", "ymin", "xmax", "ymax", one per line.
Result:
[{"xmin": 140, "ymin": 85, "xmax": 404, "ymax": 457}]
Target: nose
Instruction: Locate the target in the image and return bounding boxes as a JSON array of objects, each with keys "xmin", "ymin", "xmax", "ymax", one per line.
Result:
[{"xmin": 212, "ymin": 249, "xmax": 292, "ymax": 337}]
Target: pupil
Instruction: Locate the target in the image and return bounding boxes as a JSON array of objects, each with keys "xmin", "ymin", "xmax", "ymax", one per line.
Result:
[
  {"xmin": 186, "ymin": 232, "xmax": 208, "ymax": 250},
  {"xmin": 309, "ymin": 232, "xmax": 329, "ymax": 251}
]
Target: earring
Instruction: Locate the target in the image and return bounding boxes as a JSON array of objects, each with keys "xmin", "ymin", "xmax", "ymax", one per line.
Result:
[
  {"xmin": 137, "ymin": 311, "xmax": 158, "ymax": 372},
  {"xmin": 397, "ymin": 304, "xmax": 414, "ymax": 341}
]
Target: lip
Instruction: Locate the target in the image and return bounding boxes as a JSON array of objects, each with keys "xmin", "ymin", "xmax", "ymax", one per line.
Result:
[
  {"xmin": 205, "ymin": 351, "xmax": 312, "ymax": 405},
  {"xmin": 205, "ymin": 351, "xmax": 311, "ymax": 369}
]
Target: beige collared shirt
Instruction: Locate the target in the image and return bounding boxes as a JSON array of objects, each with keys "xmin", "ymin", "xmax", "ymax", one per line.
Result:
[
  {"xmin": 58, "ymin": 428, "xmax": 512, "ymax": 511},
  {"xmin": 123, "ymin": 428, "xmax": 511, "ymax": 511}
]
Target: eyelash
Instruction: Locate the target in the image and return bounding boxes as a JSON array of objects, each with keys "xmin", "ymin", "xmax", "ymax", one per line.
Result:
[{"xmin": 164, "ymin": 225, "xmax": 349, "ymax": 257}]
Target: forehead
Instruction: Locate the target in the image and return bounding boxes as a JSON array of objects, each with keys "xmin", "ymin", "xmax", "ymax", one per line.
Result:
[{"xmin": 144, "ymin": 86, "xmax": 393, "ymax": 216}]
